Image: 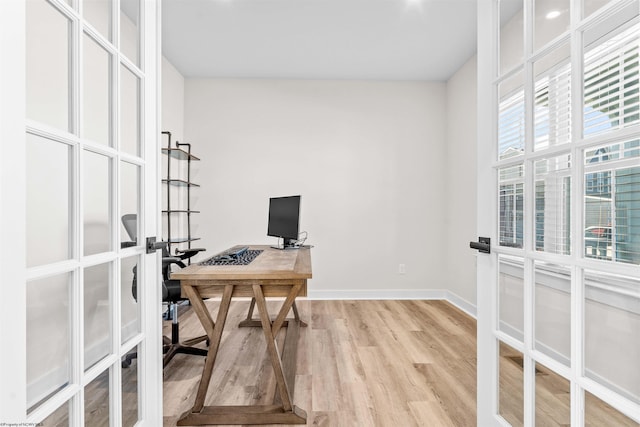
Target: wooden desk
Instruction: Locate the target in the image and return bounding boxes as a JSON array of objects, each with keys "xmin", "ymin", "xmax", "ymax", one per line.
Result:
[{"xmin": 171, "ymin": 245, "xmax": 312, "ymax": 425}]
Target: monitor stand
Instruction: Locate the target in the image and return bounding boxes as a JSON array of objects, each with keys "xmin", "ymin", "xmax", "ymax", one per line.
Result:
[{"xmin": 271, "ymin": 238, "xmax": 298, "ymax": 250}]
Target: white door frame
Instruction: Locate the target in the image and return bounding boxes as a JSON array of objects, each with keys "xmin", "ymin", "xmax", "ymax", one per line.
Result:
[
  {"xmin": 0, "ymin": 0, "xmax": 28, "ymax": 421},
  {"xmin": 141, "ymin": 0, "xmax": 163, "ymax": 424},
  {"xmin": 477, "ymin": 1, "xmax": 500, "ymax": 425},
  {"xmin": 0, "ymin": 0, "xmax": 163, "ymax": 424},
  {"xmin": 477, "ymin": 0, "xmax": 640, "ymax": 425}
]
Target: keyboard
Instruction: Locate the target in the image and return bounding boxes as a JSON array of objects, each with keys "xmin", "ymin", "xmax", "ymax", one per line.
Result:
[
  {"xmin": 215, "ymin": 246, "xmax": 248, "ymax": 261},
  {"xmin": 200, "ymin": 248, "xmax": 263, "ymax": 266}
]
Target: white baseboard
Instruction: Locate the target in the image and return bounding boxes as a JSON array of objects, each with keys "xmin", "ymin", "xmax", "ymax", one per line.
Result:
[
  {"xmin": 308, "ymin": 289, "xmax": 448, "ymax": 301},
  {"xmin": 307, "ymin": 288, "xmax": 478, "ymax": 319},
  {"xmin": 445, "ymin": 290, "xmax": 477, "ymax": 318}
]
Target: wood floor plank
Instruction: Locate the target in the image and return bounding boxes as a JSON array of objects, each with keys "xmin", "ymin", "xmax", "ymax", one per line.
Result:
[
  {"xmin": 310, "ymin": 328, "xmax": 343, "ymax": 412},
  {"xmin": 159, "ymin": 299, "xmax": 636, "ymax": 427},
  {"xmin": 408, "ymin": 400, "xmax": 457, "ymax": 427}
]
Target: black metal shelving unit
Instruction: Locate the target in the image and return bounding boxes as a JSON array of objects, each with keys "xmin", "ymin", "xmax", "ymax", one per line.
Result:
[{"xmin": 161, "ymin": 131, "xmax": 200, "ymax": 257}]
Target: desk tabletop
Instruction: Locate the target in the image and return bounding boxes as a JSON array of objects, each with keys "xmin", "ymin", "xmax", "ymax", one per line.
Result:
[{"xmin": 171, "ymin": 245, "xmax": 312, "ymax": 281}]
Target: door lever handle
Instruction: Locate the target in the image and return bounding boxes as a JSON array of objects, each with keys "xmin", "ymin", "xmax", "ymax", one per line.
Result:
[
  {"xmin": 146, "ymin": 236, "xmax": 167, "ymax": 254},
  {"xmin": 470, "ymin": 237, "xmax": 491, "ymax": 254}
]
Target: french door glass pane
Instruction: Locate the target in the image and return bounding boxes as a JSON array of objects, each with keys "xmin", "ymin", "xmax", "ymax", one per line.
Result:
[
  {"xmin": 85, "ymin": 368, "xmax": 110, "ymax": 425},
  {"xmin": 500, "ymin": 0, "xmax": 524, "ymax": 74},
  {"xmin": 122, "ymin": 344, "xmax": 141, "ymax": 427},
  {"xmin": 120, "ymin": 65, "xmax": 141, "ymax": 156},
  {"xmin": 27, "ymin": 273, "xmax": 72, "ymax": 412},
  {"xmin": 42, "ymin": 399, "xmax": 70, "ymax": 425},
  {"xmin": 120, "ymin": 0, "xmax": 140, "ymax": 67},
  {"xmin": 535, "ymin": 154, "xmax": 571, "ymax": 255},
  {"xmin": 120, "ymin": 161, "xmax": 140, "ymax": 246},
  {"xmin": 83, "ymin": 0, "xmax": 112, "ymax": 42},
  {"xmin": 83, "ymin": 150, "xmax": 112, "ymax": 255},
  {"xmin": 499, "ymin": 72, "xmax": 525, "ymax": 159},
  {"xmin": 534, "ymin": 43, "xmax": 571, "ymax": 151},
  {"xmin": 583, "ymin": 21, "xmax": 639, "ymax": 138},
  {"xmin": 584, "ymin": 271, "xmax": 640, "ymax": 404},
  {"xmin": 585, "ymin": 391, "xmax": 640, "ymax": 426},
  {"xmin": 26, "ymin": 134, "xmax": 72, "ymax": 267},
  {"xmin": 584, "ymin": 140, "xmax": 640, "ymax": 264},
  {"xmin": 499, "ymin": 256, "xmax": 524, "ymax": 341},
  {"xmin": 499, "ymin": 341, "xmax": 524, "ymax": 426},
  {"xmin": 535, "ymin": 362, "xmax": 570, "ymax": 425},
  {"xmin": 583, "ymin": 0, "xmax": 616, "ymax": 20},
  {"xmin": 84, "ymin": 262, "xmax": 112, "ymax": 370},
  {"xmin": 26, "ymin": 0, "xmax": 71, "ymax": 132},
  {"xmin": 533, "ymin": 0, "xmax": 570, "ymax": 51},
  {"xmin": 499, "ymin": 165, "xmax": 524, "ymax": 248},
  {"xmin": 534, "ymin": 262, "xmax": 571, "ymax": 365},
  {"xmin": 614, "ymin": 165, "xmax": 640, "ymax": 265},
  {"xmin": 121, "ymin": 255, "xmax": 140, "ymax": 344},
  {"xmin": 83, "ymin": 33, "xmax": 112, "ymax": 146}
]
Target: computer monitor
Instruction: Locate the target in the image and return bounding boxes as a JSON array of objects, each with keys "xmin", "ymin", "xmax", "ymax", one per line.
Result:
[{"xmin": 267, "ymin": 195, "xmax": 301, "ymax": 249}]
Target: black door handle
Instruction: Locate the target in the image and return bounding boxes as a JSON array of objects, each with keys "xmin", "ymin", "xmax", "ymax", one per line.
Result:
[
  {"xmin": 470, "ymin": 237, "xmax": 491, "ymax": 254},
  {"xmin": 146, "ymin": 236, "xmax": 167, "ymax": 254}
]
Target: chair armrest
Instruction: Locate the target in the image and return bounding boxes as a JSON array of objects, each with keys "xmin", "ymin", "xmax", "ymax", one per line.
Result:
[
  {"xmin": 176, "ymin": 247, "xmax": 206, "ymax": 260},
  {"xmin": 162, "ymin": 257, "xmax": 186, "ymax": 269}
]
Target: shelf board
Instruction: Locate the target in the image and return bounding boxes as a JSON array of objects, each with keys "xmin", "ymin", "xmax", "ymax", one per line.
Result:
[
  {"xmin": 162, "ymin": 210, "xmax": 201, "ymax": 214},
  {"xmin": 167, "ymin": 237, "xmax": 201, "ymax": 244},
  {"xmin": 162, "ymin": 148, "xmax": 200, "ymax": 161},
  {"xmin": 162, "ymin": 179, "xmax": 200, "ymax": 187}
]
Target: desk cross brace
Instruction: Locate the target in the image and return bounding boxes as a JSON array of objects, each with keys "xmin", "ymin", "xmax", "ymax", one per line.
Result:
[
  {"xmin": 239, "ymin": 297, "xmax": 308, "ymax": 329},
  {"xmin": 178, "ymin": 283, "xmax": 307, "ymax": 425}
]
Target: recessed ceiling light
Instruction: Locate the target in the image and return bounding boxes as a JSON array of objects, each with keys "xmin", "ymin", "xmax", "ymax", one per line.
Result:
[
  {"xmin": 405, "ymin": 0, "xmax": 424, "ymax": 11},
  {"xmin": 546, "ymin": 10, "xmax": 562, "ymax": 19}
]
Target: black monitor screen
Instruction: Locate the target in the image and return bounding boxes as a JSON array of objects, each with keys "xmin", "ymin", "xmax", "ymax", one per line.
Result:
[{"xmin": 267, "ymin": 195, "xmax": 300, "ymax": 246}]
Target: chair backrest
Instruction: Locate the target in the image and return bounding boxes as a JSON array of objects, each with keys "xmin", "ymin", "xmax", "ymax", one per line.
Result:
[
  {"xmin": 122, "ymin": 214, "xmax": 137, "ymax": 243},
  {"xmin": 122, "ymin": 213, "xmax": 186, "ymax": 302}
]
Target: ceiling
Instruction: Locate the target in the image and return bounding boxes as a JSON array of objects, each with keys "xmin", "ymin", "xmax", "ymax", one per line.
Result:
[{"xmin": 161, "ymin": 0, "xmax": 479, "ymax": 81}]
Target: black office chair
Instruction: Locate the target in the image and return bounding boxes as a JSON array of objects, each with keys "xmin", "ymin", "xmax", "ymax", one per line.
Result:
[{"xmin": 121, "ymin": 214, "xmax": 209, "ymax": 368}]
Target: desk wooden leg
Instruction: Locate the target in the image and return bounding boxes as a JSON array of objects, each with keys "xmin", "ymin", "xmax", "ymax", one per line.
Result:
[
  {"xmin": 253, "ymin": 284, "xmax": 303, "ymax": 413},
  {"xmin": 245, "ymin": 297, "xmax": 257, "ymax": 322},
  {"xmin": 182, "ymin": 284, "xmax": 234, "ymax": 413},
  {"xmin": 238, "ymin": 298, "xmax": 308, "ymax": 328},
  {"xmin": 291, "ymin": 301, "xmax": 308, "ymax": 327},
  {"xmin": 178, "ymin": 284, "xmax": 307, "ymax": 426},
  {"xmin": 273, "ymin": 317, "xmax": 300, "ymax": 408}
]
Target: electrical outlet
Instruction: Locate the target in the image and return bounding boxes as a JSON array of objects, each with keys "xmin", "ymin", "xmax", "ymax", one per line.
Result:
[{"xmin": 399, "ymin": 264, "xmax": 406, "ymax": 274}]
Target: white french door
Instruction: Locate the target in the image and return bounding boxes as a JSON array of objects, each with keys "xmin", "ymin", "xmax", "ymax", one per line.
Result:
[
  {"xmin": 0, "ymin": 0, "xmax": 162, "ymax": 425},
  {"xmin": 477, "ymin": 0, "xmax": 640, "ymax": 425}
]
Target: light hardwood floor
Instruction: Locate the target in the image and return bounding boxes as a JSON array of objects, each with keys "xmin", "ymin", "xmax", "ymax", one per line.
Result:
[
  {"xmin": 163, "ymin": 299, "xmax": 477, "ymax": 426},
  {"xmin": 162, "ymin": 299, "xmax": 639, "ymax": 427},
  {"xmin": 38, "ymin": 299, "xmax": 638, "ymax": 426}
]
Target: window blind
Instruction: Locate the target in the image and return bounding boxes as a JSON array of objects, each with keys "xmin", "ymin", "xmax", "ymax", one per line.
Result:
[
  {"xmin": 499, "ymin": 164, "xmax": 525, "ymax": 248},
  {"xmin": 535, "ymin": 155, "xmax": 572, "ymax": 255},
  {"xmin": 535, "ymin": 64, "xmax": 572, "ymax": 150},
  {"xmin": 499, "ymin": 90, "xmax": 525, "ymax": 159},
  {"xmin": 584, "ymin": 23, "xmax": 640, "ymax": 137}
]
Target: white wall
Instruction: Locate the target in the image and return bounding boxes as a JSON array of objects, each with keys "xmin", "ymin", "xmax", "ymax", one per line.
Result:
[
  {"xmin": 183, "ymin": 79, "xmax": 448, "ymax": 297},
  {"xmin": 161, "ymin": 57, "xmax": 193, "ymax": 247},
  {"xmin": 444, "ymin": 56, "xmax": 478, "ymax": 311},
  {"xmin": 162, "ymin": 57, "xmax": 185, "ymax": 142}
]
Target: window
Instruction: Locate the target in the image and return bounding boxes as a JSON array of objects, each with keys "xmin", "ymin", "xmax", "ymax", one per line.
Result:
[
  {"xmin": 584, "ymin": 140, "xmax": 640, "ymax": 264},
  {"xmin": 499, "ymin": 165, "xmax": 525, "ymax": 248},
  {"xmin": 497, "ymin": 20, "xmax": 639, "ymax": 265},
  {"xmin": 583, "ymin": 23, "xmax": 639, "ymax": 137}
]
